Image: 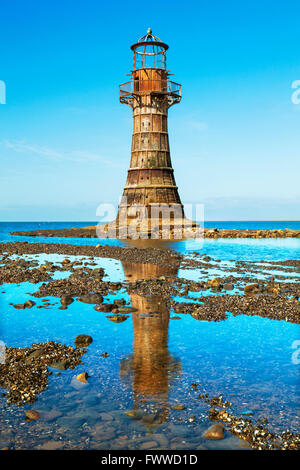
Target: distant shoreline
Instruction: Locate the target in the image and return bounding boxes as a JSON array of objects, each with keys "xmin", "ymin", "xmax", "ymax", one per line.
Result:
[{"xmin": 10, "ymin": 226, "xmax": 300, "ymax": 239}]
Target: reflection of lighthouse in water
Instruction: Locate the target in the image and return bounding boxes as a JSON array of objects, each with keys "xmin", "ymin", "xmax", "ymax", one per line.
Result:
[{"xmin": 120, "ymin": 261, "xmax": 181, "ymax": 419}]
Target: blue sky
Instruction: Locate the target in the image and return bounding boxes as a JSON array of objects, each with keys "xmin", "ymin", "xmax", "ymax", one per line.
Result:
[{"xmin": 0, "ymin": 0, "xmax": 299, "ymax": 221}]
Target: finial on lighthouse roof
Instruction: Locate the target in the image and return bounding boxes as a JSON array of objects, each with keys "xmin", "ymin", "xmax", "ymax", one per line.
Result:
[{"xmin": 147, "ymin": 28, "xmax": 152, "ymax": 35}]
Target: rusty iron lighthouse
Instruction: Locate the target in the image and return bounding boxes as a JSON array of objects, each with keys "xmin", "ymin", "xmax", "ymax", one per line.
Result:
[{"xmin": 102, "ymin": 29, "xmax": 198, "ymax": 239}]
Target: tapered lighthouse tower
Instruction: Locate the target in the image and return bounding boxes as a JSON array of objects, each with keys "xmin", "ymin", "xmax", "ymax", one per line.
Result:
[{"xmin": 101, "ymin": 29, "xmax": 198, "ymax": 239}]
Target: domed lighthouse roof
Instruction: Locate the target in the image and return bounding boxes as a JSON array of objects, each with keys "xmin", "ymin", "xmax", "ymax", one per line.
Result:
[
  {"xmin": 131, "ymin": 28, "xmax": 169, "ymax": 50},
  {"xmin": 131, "ymin": 29, "xmax": 169, "ymax": 70}
]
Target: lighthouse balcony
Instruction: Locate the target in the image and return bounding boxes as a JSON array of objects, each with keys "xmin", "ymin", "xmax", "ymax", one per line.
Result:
[{"xmin": 119, "ymin": 80, "xmax": 181, "ymax": 106}]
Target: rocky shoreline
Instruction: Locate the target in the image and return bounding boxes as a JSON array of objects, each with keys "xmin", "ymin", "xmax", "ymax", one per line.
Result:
[
  {"xmin": 10, "ymin": 226, "xmax": 300, "ymax": 239},
  {"xmin": 0, "ymin": 242, "xmax": 181, "ymax": 267},
  {"xmin": 0, "ymin": 241, "xmax": 299, "ymax": 324},
  {"xmin": 0, "ymin": 341, "xmax": 87, "ymax": 405},
  {"xmin": 1, "ymin": 241, "xmax": 299, "ymax": 450}
]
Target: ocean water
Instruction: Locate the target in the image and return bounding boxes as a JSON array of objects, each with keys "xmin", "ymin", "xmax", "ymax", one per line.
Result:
[{"xmin": 0, "ymin": 221, "xmax": 299, "ymax": 450}]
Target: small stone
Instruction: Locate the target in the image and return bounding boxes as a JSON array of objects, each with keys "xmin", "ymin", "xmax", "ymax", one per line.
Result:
[
  {"xmin": 106, "ymin": 315, "xmax": 129, "ymax": 323},
  {"xmin": 172, "ymin": 404, "xmax": 185, "ymax": 411},
  {"xmin": 94, "ymin": 304, "xmax": 114, "ymax": 313},
  {"xmin": 140, "ymin": 441, "xmax": 158, "ymax": 450},
  {"xmin": 60, "ymin": 295, "xmax": 74, "ymax": 306},
  {"xmin": 50, "ymin": 360, "xmax": 68, "ymax": 370},
  {"xmin": 203, "ymin": 422, "xmax": 224, "ymax": 440},
  {"xmin": 25, "ymin": 410, "xmax": 40, "ymax": 421},
  {"xmin": 74, "ymin": 334, "xmax": 93, "ymax": 347},
  {"xmin": 38, "ymin": 441, "xmax": 64, "ymax": 450},
  {"xmin": 244, "ymin": 283, "xmax": 259, "ymax": 294},
  {"xmin": 125, "ymin": 410, "xmax": 142, "ymax": 419},
  {"xmin": 113, "ymin": 298, "xmax": 127, "ymax": 306},
  {"xmin": 76, "ymin": 372, "xmax": 88, "ymax": 383},
  {"xmin": 118, "ymin": 306, "xmax": 138, "ymax": 313},
  {"xmin": 78, "ymin": 293, "xmax": 104, "ymax": 304},
  {"xmin": 223, "ymin": 283, "xmax": 234, "ymax": 290},
  {"xmin": 207, "ymin": 278, "xmax": 222, "ymax": 289},
  {"xmin": 24, "ymin": 300, "xmax": 36, "ymax": 308}
]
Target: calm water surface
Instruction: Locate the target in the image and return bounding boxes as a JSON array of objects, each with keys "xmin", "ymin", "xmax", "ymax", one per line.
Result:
[{"xmin": 0, "ymin": 222, "xmax": 299, "ymax": 450}]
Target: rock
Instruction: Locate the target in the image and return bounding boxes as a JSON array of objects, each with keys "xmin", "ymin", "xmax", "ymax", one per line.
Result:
[
  {"xmin": 106, "ymin": 315, "xmax": 129, "ymax": 323},
  {"xmin": 70, "ymin": 376, "xmax": 88, "ymax": 390},
  {"xmin": 244, "ymin": 283, "xmax": 259, "ymax": 294},
  {"xmin": 172, "ymin": 404, "xmax": 185, "ymax": 410},
  {"xmin": 223, "ymin": 283, "xmax": 234, "ymax": 290},
  {"xmin": 94, "ymin": 303, "xmax": 114, "ymax": 313},
  {"xmin": 25, "ymin": 348, "xmax": 45, "ymax": 363},
  {"xmin": 13, "ymin": 300, "xmax": 36, "ymax": 309},
  {"xmin": 207, "ymin": 278, "xmax": 222, "ymax": 289},
  {"xmin": 78, "ymin": 293, "xmax": 104, "ymax": 304},
  {"xmin": 24, "ymin": 300, "xmax": 36, "ymax": 308},
  {"xmin": 76, "ymin": 372, "xmax": 88, "ymax": 383},
  {"xmin": 124, "ymin": 410, "xmax": 143, "ymax": 420},
  {"xmin": 74, "ymin": 334, "xmax": 93, "ymax": 347},
  {"xmin": 49, "ymin": 360, "xmax": 68, "ymax": 370},
  {"xmin": 203, "ymin": 422, "xmax": 224, "ymax": 440},
  {"xmin": 100, "ymin": 352, "xmax": 109, "ymax": 357},
  {"xmin": 38, "ymin": 409, "xmax": 63, "ymax": 422},
  {"xmin": 140, "ymin": 441, "xmax": 158, "ymax": 450},
  {"xmin": 113, "ymin": 298, "xmax": 127, "ymax": 306},
  {"xmin": 60, "ymin": 295, "xmax": 74, "ymax": 306},
  {"xmin": 117, "ymin": 306, "xmax": 138, "ymax": 313},
  {"xmin": 38, "ymin": 441, "xmax": 64, "ymax": 450},
  {"xmin": 25, "ymin": 410, "xmax": 40, "ymax": 421}
]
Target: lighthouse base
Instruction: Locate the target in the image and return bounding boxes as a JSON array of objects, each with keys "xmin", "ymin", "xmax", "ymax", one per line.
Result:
[{"xmin": 97, "ymin": 211, "xmax": 201, "ymax": 240}]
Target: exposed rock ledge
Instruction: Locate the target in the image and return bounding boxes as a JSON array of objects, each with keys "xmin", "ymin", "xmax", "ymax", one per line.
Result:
[{"xmin": 10, "ymin": 226, "xmax": 300, "ymax": 239}]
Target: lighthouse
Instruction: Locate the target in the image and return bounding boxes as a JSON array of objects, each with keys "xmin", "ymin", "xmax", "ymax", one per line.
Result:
[{"xmin": 101, "ymin": 30, "xmax": 198, "ymax": 239}]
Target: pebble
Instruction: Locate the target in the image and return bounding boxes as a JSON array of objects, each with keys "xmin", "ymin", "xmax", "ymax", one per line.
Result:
[{"xmin": 203, "ymin": 423, "xmax": 225, "ymax": 440}]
